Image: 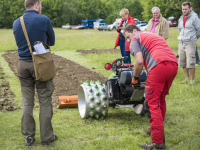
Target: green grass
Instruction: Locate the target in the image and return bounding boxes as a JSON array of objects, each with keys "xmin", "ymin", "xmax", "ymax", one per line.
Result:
[{"xmin": 0, "ymin": 28, "xmax": 200, "ymax": 150}]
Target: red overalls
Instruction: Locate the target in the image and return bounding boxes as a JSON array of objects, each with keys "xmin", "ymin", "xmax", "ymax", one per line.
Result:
[{"xmin": 131, "ymin": 32, "xmax": 178, "ymax": 144}]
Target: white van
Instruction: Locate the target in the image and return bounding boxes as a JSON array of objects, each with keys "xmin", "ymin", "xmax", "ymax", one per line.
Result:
[
  {"xmin": 107, "ymin": 19, "xmax": 122, "ymax": 31},
  {"xmin": 93, "ymin": 22, "xmax": 100, "ymax": 30}
]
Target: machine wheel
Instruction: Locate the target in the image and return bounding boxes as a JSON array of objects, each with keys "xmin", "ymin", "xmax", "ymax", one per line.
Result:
[
  {"xmin": 133, "ymin": 98, "xmax": 146, "ymax": 116},
  {"xmin": 78, "ymin": 80, "xmax": 109, "ymax": 119}
]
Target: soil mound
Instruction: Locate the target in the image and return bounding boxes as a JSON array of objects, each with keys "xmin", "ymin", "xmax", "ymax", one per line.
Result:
[
  {"xmin": 2, "ymin": 50, "xmax": 107, "ymax": 107},
  {"xmin": 76, "ymin": 48, "xmax": 120, "ymax": 56},
  {"xmin": 0, "ymin": 62, "xmax": 18, "ymax": 111}
]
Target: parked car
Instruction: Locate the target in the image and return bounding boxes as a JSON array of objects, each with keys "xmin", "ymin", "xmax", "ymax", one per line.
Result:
[
  {"xmin": 107, "ymin": 23, "xmax": 116, "ymax": 31},
  {"xmin": 82, "ymin": 20, "xmax": 105, "ymax": 28},
  {"xmin": 136, "ymin": 21, "xmax": 148, "ymax": 25},
  {"xmin": 107, "ymin": 19, "xmax": 122, "ymax": 31},
  {"xmin": 98, "ymin": 23, "xmax": 108, "ymax": 31},
  {"xmin": 71, "ymin": 26, "xmax": 86, "ymax": 29},
  {"xmin": 136, "ymin": 21, "xmax": 148, "ymax": 31},
  {"xmin": 93, "ymin": 19, "xmax": 106, "ymax": 29},
  {"xmin": 167, "ymin": 16, "xmax": 178, "ymax": 27},
  {"xmin": 134, "ymin": 18, "xmax": 139, "ymax": 24},
  {"xmin": 137, "ymin": 23, "xmax": 148, "ymax": 31}
]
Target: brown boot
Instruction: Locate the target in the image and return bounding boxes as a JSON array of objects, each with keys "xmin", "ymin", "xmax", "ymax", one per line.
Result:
[
  {"xmin": 145, "ymin": 128, "xmax": 151, "ymax": 135},
  {"xmin": 141, "ymin": 141, "xmax": 166, "ymax": 150}
]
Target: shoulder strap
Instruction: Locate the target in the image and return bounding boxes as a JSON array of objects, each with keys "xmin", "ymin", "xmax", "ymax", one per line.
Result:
[{"xmin": 20, "ymin": 16, "xmax": 33, "ymax": 54}]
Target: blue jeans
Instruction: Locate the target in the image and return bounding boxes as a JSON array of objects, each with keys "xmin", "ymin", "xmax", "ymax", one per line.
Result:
[
  {"xmin": 119, "ymin": 38, "xmax": 131, "ymax": 64},
  {"xmin": 119, "ymin": 38, "xmax": 125, "ymax": 58},
  {"xmin": 124, "ymin": 50, "xmax": 131, "ymax": 64},
  {"xmin": 195, "ymin": 49, "xmax": 199, "ymax": 64}
]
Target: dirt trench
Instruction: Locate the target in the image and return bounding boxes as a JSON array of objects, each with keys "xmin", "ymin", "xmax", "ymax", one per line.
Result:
[
  {"xmin": 0, "ymin": 61, "xmax": 18, "ymax": 111},
  {"xmin": 2, "ymin": 50, "xmax": 107, "ymax": 107}
]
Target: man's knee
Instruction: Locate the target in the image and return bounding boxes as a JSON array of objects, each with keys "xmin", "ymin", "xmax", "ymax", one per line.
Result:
[{"xmin": 36, "ymin": 80, "xmax": 55, "ymax": 106}]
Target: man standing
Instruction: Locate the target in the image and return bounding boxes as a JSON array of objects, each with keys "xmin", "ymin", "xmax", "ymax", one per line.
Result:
[
  {"xmin": 190, "ymin": 4, "xmax": 200, "ymax": 65},
  {"xmin": 13, "ymin": 0, "xmax": 57, "ymax": 146},
  {"xmin": 124, "ymin": 24, "xmax": 178, "ymax": 149},
  {"xmin": 145, "ymin": 7, "xmax": 169, "ymax": 40},
  {"xmin": 178, "ymin": 2, "xmax": 200, "ymax": 85}
]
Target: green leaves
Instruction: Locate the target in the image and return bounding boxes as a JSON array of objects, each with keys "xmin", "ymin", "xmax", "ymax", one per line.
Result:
[{"xmin": 1, "ymin": 0, "xmax": 199, "ymax": 29}]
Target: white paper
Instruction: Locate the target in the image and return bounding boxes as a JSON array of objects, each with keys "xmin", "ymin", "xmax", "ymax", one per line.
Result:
[{"xmin": 33, "ymin": 43, "xmax": 47, "ymax": 54}]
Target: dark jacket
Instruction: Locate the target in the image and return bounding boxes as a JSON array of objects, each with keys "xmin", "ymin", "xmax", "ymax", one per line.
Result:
[
  {"xmin": 13, "ymin": 10, "xmax": 55, "ymax": 60},
  {"xmin": 114, "ymin": 14, "xmax": 136, "ymax": 51}
]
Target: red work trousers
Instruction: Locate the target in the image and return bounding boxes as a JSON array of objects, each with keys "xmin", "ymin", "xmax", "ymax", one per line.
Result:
[{"xmin": 145, "ymin": 61, "xmax": 178, "ymax": 144}]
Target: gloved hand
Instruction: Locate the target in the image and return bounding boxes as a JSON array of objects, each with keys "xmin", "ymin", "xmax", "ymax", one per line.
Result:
[{"xmin": 132, "ymin": 76, "xmax": 140, "ymax": 89}]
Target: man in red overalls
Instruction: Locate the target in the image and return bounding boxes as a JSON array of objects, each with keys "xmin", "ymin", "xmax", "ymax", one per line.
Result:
[{"xmin": 123, "ymin": 24, "xmax": 178, "ymax": 149}]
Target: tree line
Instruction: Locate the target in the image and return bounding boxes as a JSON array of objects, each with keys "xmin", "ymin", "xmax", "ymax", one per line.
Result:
[{"xmin": 0, "ymin": 0, "xmax": 199, "ymax": 28}]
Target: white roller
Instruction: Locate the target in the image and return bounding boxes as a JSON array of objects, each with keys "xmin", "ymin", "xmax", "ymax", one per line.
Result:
[{"xmin": 78, "ymin": 80, "xmax": 109, "ymax": 119}]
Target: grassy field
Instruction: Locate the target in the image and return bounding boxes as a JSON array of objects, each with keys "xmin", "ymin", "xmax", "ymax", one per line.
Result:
[{"xmin": 0, "ymin": 28, "xmax": 200, "ymax": 150}]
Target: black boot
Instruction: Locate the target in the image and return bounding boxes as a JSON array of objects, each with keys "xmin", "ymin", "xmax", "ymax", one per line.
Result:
[
  {"xmin": 25, "ymin": 137, "xmax": 35, "ymax": 146},
  {"xmin": 141, "ymin": 141, "xmax": 166, "ymax": 150},
  {"xmin": 145, "ymin": 128, "xmax": 151, "ymax": 135}
]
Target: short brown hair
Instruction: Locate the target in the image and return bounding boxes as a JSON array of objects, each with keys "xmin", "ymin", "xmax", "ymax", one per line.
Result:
[
  {"xmin": 24, "ymin": 0, "xmax": 40, "ymax": 9},
  {"xmin": 123, "ymin": 24, "xmax": 141, "ymax": 36},
  {"xmin": 182, "ymin": 1, "xmax": 191, "ymax": 9}
]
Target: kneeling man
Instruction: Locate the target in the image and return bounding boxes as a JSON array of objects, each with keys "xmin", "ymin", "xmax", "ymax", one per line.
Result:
[{"xmin": 124, "ymin": 24, "xmax": 178, "ymax": 149}]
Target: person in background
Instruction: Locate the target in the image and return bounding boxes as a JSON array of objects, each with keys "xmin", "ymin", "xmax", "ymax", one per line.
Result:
[
  {"xmin": 114, "ymin": 9, "xmax": 136, "ymax": 64},
  {"xmin": 145, "ymin": 7, "xmax": 169, "ymax": 40},
  {"xmin": 190, "ymin": 4, "xmax": 200, "ymax": 65},
  {"xmin": 13, "ymin": 0, "xmax": 57, "ymax": 146},
  {"xmin": 178, "ymin": 2, "xmax": 200, "ymax": 85}
]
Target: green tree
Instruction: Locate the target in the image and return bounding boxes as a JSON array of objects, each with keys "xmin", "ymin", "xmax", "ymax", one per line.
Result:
[
  {"xmin": 125, "ymin": 0, "xmax": 144, "ymax": 21},
  {"xmin": 41, "ymin": 0, "xmax": 64, "ymax": 27},
  {"xmin": 62, "ymin": 1, "xmax": 83, "ymax": 25},
  {"xmin": 141, "ymin": 0, "xmax": 168, "ymax": 21}
]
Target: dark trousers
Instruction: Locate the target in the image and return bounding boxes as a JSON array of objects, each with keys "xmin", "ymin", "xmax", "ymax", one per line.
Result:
[
  {"xmin": 145, "ymin": 61, "xmax": 178, "ymax": 143},
  {"xmin": 195, "ymin": 49, "xmax": 199, "ymax": 64},
  {"xmin": 18, "ymin": 60, "xmax": 55, "ymax": 142},
  {"xmin": 119, "ymin": 38, "xmax": 125, "ymax": 58},
  {"xmin": 119, "ymin": 37, "xmax": 131, "ymax": 64}
]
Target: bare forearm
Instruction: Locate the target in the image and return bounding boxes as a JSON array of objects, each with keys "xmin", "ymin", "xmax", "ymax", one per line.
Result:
[{"xmin": 134, "ymin": 60, "xmax": 143, "ymax": 77}]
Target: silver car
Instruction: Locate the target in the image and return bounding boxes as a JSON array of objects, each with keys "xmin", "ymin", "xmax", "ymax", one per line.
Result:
[{"xmin": 98, "ymin": 23, "xmax": 108, "ymax": 31}]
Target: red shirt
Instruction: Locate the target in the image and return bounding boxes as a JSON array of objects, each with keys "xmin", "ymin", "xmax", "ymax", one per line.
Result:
[
  {"xmin": 183, "ymin": 17, "xmax": 188, "ymax": 27},
  {"xmin": 130, "ymin": 31, "xmax": 177, "ymax": 73}
]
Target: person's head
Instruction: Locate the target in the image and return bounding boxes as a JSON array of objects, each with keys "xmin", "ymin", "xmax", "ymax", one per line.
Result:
[
  {"xmin": 120, "ymin": 9, "xmax": 129, "ymax": 21},
  {"xmin": 123, "ymin": 24, "xmax": 141, "ymax": 43},
  {"xmin": 151, "ymin": 7, "xmax": 160, "ymax": 19},
  {"xmin": 182, "ymin": 2, "xmax": 191, "ymax": 17},
  {"xmin": 24, "ymin": 0, "xmax": 42, "ymax": 14}
]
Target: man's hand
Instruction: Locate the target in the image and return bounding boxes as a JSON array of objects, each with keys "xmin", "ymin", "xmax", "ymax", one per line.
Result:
[{"xmin": 132, "ymin": 76, "xmax": 140, "ymax": 89}]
